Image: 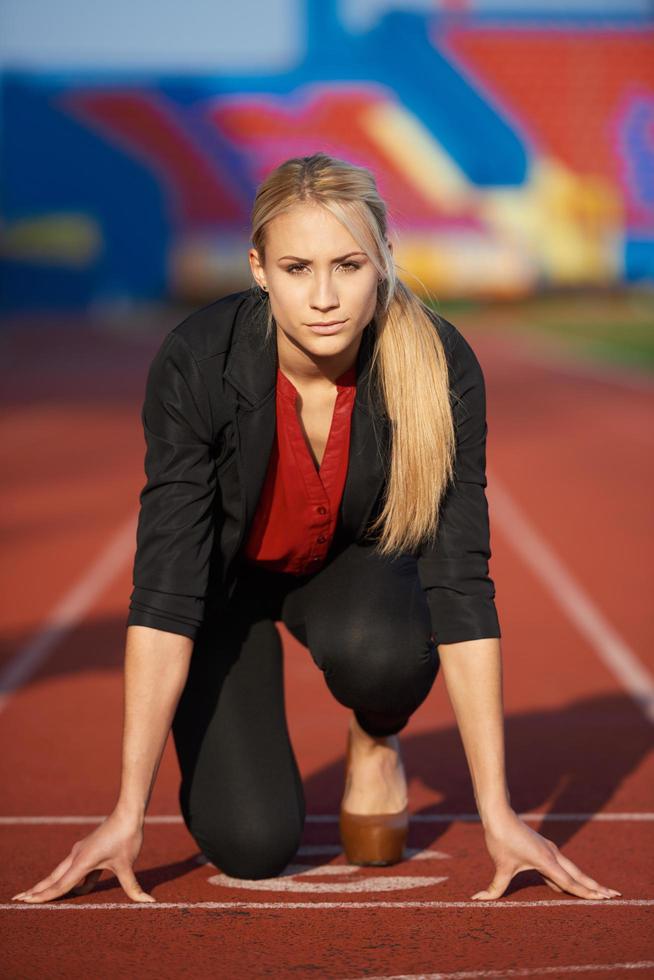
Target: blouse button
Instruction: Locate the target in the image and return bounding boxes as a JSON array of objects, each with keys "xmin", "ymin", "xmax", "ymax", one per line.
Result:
[
  {"xmin": 316, "ymin": 535, "xmax": 327, "ymax": 544},
  {"xmin": 316, "ymin": 506, "xmax": 327, "ymax": 515}
]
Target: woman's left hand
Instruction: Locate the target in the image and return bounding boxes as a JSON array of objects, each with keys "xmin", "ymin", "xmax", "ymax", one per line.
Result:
[{"xmin": 471, "ymin": 808, "xmax": 622, "ymax": 901}]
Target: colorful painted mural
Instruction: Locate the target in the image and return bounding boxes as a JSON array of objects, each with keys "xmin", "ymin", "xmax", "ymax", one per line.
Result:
[{"xmin": 1, "ymin": 0, "xmax": 653, "ymax": 311}]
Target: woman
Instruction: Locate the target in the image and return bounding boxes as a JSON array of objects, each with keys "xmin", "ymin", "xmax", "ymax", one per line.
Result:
[{"xmin": 12, "ymin": 153, "xmax": 620, "ymax": 904}]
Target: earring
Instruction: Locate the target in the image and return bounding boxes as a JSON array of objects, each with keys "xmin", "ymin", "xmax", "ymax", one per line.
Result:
[{"xmin": 261, "ymin": 284, "xmax": 268, "ymax": 292}]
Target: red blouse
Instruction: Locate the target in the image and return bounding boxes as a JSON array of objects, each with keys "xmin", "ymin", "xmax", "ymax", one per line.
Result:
[{"xmin": 243, "ymin": 362, "xmax": 358, "ymax": 575}]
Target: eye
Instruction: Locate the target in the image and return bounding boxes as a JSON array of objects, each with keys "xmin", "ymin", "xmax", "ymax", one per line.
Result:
[{"xmin": 285, "ymin": 262, "xmax": 361, "ymax": 275}]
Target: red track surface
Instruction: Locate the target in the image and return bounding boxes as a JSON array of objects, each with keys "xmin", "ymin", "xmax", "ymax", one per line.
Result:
[{"xmin": 1, "ymin": 316, "xmax": 653, "ymax": 979}]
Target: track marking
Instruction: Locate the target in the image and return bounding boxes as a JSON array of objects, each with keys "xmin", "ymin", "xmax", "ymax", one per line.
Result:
[
  {"xmin": 2, "ymin": 899, "xmax": 652, "ymax": 910},
  {"xmin": 487, "ymin": 472, "xmax": 654, "ymax": 724},
  {"xmin": 204, "ymin": 847, "xmax": 451, "ymax": 892},
  {"xmin": 353, "ymin": 960, "xmax": 654, "ymax": 979},
  {"xmin": 0, "ymin": 512, "xmax": 138, "ymax": 715},
  {"xmin": 207, "ymin": 872, "xmax": 449, "ymax": 893},
  {"xmin": 1, "ymin": 812, "xmax": 653, "ymax": 825}
]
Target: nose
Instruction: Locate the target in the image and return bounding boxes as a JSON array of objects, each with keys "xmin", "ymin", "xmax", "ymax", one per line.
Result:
[{"xmin": 309, "ymin": 272, "xmax": 340, "ymax": 311}]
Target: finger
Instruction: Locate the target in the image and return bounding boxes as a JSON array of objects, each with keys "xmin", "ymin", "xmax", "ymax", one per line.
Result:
[
  {"xmin": 18, "ymin": 863, "xmax": 100, "ymax": 904},
  {"xmin": 539, "ymin": 856, "xmax": 610, "ymax": 901},
  {"xmin": 70, "ymin": 869, "xmax": 103, "ymax": 896},
  {"xmin": 471, "ymin": 866, "xmax": 514, "ymax": 900},
  {"xmin": 554, "ymin": 851, "xmax": 621, "ymax": 897},
  {"xmin": 14, "ymin": 853, "xmax": 76, "ymax": 899},
  {"xmin": 113, "ymin": 864, "xmax": 156, "ymax": 903}
]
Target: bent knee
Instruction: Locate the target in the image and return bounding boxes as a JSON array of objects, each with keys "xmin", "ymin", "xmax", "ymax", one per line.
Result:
[
  {"xmin": 324, "ymin": 644, "xmax": 437, "ymax": 715},
  {"xmin": 319, "ymin": 619, "xmax": 436, "ymax": 681},
  {"xmin": 191, "ymin": 817, "xmax": 303, "ymax": 880}
]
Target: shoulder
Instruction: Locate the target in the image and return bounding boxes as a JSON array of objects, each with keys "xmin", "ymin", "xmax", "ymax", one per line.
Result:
[
  {"xmin": 424, "ymin": 307, "xmax": 484, "ymax": 391},
  {"xmin": 165, "ymin": 287, "xmax": 259, "ymax": 363},
  {"xmin": 143, "ymin": 288, "xmax": 259, "ymax": 415}
]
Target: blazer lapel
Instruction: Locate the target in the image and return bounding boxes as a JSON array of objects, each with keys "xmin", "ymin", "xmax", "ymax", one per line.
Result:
[
  {"xmin": 223, "ymin": 294, "xmax": 390, "ymax": 552},
  {"xmin": 340, "ymin": 323, "xmax": 391, "ymax": 539},
  {"xmin": 223, "ymin": 297, "xmax": 277, "ymax": 559}
]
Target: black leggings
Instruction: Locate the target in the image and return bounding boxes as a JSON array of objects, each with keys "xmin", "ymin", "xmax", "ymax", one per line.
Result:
[{"xmin": 171, "ymin": 534, "xmax": 441, "ymax": 880}]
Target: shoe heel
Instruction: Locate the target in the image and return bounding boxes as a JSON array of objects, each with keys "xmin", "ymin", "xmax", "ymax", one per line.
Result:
[
  {"xmin": 338, "ymin": 727, "xmax": 409, "ymax": 866},
  {"xmin": 339, "ymin": 806, "xmax": 409, "ymax": 866}
]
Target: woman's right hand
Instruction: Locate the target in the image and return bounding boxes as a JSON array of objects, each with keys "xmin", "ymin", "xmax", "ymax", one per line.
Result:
[{"xmin": 11, "ymin": 808, "xmax": 155, "ymax": 904}]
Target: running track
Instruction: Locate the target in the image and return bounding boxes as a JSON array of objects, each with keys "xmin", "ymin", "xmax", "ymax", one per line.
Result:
[{"xmin": 1, "ymin": 311, "xmax": 652, "ymax": 979}]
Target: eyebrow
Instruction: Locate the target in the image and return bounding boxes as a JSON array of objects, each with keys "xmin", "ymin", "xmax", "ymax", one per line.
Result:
[{"xmin": 277, "ymin": 251, "xmax": 367, "ymax": 263}]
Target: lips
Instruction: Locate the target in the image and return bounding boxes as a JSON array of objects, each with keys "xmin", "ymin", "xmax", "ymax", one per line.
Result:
[{"xmin": 306, "ymin": 321, "xmax": 346, "ymax": 335}]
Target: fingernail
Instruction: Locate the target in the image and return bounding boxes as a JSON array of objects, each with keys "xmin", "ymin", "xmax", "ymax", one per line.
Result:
[{"xmin": 12, "ymin": 894, "xmax": 25, "ymax": 900}]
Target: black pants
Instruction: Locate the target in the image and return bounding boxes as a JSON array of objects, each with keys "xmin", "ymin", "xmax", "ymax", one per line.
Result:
[{"xmin": 171, "ymin": 534, "xmax": 440, "ymax": 880}]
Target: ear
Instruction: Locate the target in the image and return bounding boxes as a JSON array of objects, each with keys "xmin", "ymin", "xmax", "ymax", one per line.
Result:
[{"xmin": 248, "ymin": 248, "xmax": 267, "ymax": 290}]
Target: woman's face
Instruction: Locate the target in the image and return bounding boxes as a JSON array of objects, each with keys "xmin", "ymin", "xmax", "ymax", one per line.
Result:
[{"xmin": 249, "ymin": 202, "xmax": 384, "ymax": 367}]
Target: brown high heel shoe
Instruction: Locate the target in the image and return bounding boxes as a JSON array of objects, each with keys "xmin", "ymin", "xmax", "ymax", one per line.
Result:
[{"xmin": 339, "ymin": 725, "xmax": 409, "ymax": 866}]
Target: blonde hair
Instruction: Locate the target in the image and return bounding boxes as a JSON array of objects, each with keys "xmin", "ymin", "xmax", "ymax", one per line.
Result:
[{"xmin": 249, "ymin": 152, "xmax": 456, "ymax": 557}]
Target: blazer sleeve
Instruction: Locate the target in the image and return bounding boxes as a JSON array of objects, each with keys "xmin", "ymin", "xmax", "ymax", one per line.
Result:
[
  {"xmin": 126, "ymin": 330, "xmax": 217, "ymax": 641},
  {"xmin": 416, "ymin": 326, "xmax": 501, "ymax": 645}
]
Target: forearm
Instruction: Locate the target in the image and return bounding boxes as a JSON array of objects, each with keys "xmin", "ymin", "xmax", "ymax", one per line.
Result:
[
  {"xmin": 115, "ymin": 625, "xmax": 193, "ymax": 822},
  {"xmin": 437, "ymin": 636, "xmax": 512, "ymax": 825}
]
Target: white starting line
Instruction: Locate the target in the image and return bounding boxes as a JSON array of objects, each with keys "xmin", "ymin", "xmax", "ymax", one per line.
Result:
[
  {"xmin": 1, "ymin": 812, "xmax": 653, "ymax": 825},
  {"xmin": 6, "ymin": 834, "xmax": 648, "ymax": 909},
  {"xmin": 352, "ymin": 962, "xmax": 654, "ymax": 980},
  {"xmin": 2, "ymin": 899, "xmax": 652, "ymax": 911}
]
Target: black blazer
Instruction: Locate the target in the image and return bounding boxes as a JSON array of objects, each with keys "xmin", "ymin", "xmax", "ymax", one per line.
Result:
[{"xmin": 126, "ymin": 288, "xmax": 501, "ymax": 646}]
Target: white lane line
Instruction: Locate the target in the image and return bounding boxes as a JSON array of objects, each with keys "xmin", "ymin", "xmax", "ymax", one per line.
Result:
[
  {"xmin": 310, "ymin": 813, "xmax": 654, "ymax": 823},
  {"xmin": 487, "ymin": 472, "xmax": 654, "ymax": 725},
  {"xmin": 2, "ymin": 899, "xmax": 652, "ymax": 911},
  {"xmin": 0, "ymin": 512, "xmax": 138, "ymax": 714},
  {"xmin": 354, "ymin": 960, "xmax": 654, "ymax": 979},
  {"xmin": 1, "ymin": 812, "xmax": 653, "ymax": 825}
]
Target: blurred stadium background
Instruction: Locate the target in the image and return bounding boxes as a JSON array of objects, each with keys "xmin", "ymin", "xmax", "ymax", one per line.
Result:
[{"xmin": 1, "ymin": 0, "xmax": 653, "ymax": 371}]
